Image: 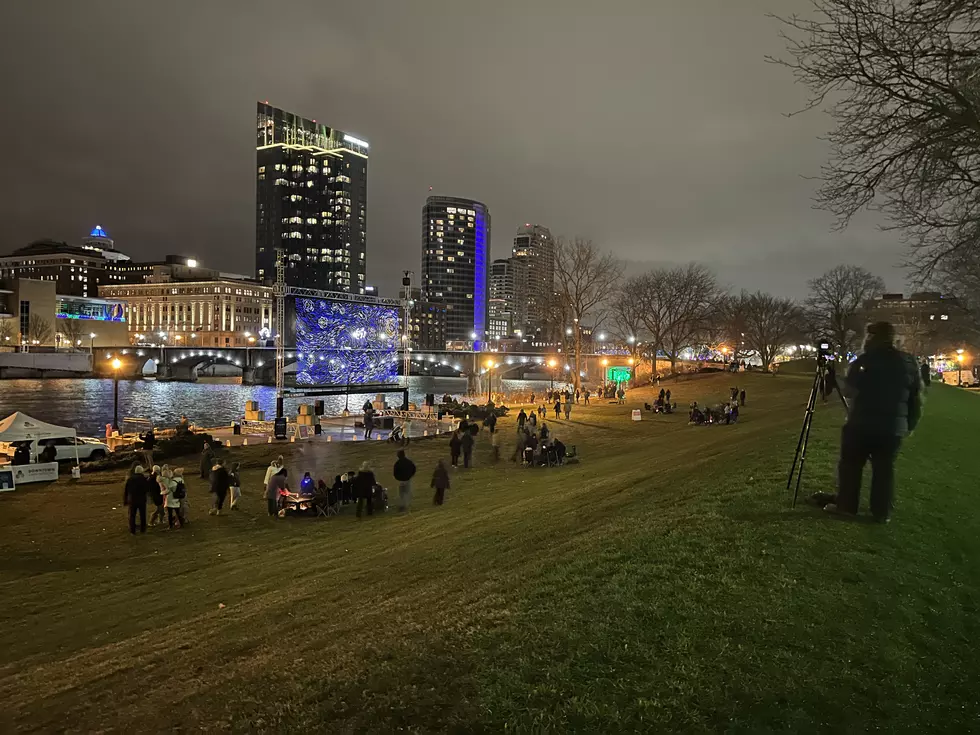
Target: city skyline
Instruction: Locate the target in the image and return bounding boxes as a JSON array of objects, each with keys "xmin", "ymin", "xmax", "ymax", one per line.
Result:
[{"xmin": 0, "ymin": 1, "xmax": 912, "ymax": 302}]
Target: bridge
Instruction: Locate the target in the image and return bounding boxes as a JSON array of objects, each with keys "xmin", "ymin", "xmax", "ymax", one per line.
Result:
[{"xmin": 93, "ymin": 345, "xmax": 628, "ymax": 387}]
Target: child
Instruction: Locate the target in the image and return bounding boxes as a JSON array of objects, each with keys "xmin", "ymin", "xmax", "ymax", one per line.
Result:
[{"xmin": 229, "ymin": 461, "xmax": 242, "ymax": 510}]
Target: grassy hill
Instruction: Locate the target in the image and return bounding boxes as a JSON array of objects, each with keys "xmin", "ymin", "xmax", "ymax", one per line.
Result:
[{"xmin": 0, "ymin": 373, "xmax": 977, "ymax": 732}]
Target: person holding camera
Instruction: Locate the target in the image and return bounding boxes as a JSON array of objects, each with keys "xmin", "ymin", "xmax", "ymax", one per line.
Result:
[{"xmin": 827, "ymin": 321, "xmax": 921, "ymax": 523}]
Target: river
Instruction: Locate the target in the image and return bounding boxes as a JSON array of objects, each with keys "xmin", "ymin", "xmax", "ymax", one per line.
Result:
[{"xmin": 0, "ymin": 377, "xmax": 556, "ymax": 436}]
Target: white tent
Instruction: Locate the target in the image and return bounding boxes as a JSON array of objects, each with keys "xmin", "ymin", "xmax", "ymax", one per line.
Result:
[{"xmin": 0, "ymin": 412, "xmax": 79, "ymax": 466}]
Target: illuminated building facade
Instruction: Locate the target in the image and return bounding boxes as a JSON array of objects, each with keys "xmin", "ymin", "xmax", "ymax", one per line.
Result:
[
  {"xmin": 421, "ymin": 195, "xmax": 490, "ymax": 347},
  {"xmin": 489, "ymin": 257, "xmax": 527, "ymax": 338},
  {"xmin": 255, "ymin": 102, "xmax": 369, "ymax": 293},
  {"xmin": 511, "ymin": 224, "xmax": 554, "ymax": 335}
]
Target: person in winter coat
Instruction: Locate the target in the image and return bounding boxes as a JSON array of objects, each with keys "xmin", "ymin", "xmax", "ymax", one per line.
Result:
[
  {"xmin": 554, "ymin": 400, "xmax": 561, "ymax": 419},
  {"xmin": 563, "ymin": 397, "xmax": 572, "ymax": 420},
  {"xmin": 199, "ymin": 443, "xmax": 215, "ymax": 479},
  {"xmin": 140, "ymin": 428, "xmax": 156, "ymax": 469},
  {"xmin": 123, "ymin": 465, "xmax": 150, "ymax": 534},
  {"xmin": 516, "ymin": 408, "xmax": 527, "ymax": 432},
  {"xmin": 266, "ymin": 467, "xmax": 288, "ymax": 517},
  {"xmin": 363, "ymin": 409, "xmax": 375, "ymax": 440},
  {"xmin": 431, "ymin": 460, "xmax": 450, "ymax": 505},
  {"xmin": 529, "ymin": 411, "xmax": 537, "ymax": 429},
  {"xmin": 354, "ymin": 461, "xmax": 377, "ymax": 518},
  {"xmin": 148, "ymin": 464, "xmax": 165, "ymax": 526},
  {"xmin": 172, "ymin": 467, "xmax": 189, "ymax": 524},
  {"xmin": 487, "ymin": 412, "xmax": 498, "ymax": 435},
  {"xmin": 393, "ymin": 449, "xmax": 417, "ymax": 513},
  {"xmin": 513, "ymin": 429, "xmax": 528, "ymax": 463},
  {"xmin": 263, "ymin": 455, "xmax": 283, "ymax": 494},
  {"xmin": 159, "ymin": 465, "xmax": 182, "ymax": 529},
  {"xmin": 449, "ymin": 431, "xmax": 462, "ymax": 468},
  {"xmin": 460, "ymin": 429, "xmax": 475, "ymax": 469},
  {"xmin": 209, "ymin": 458, "xmax": 231, "ymax": 515},
  {"xmin": 584, "ymin": 389, "xmax": 591, "ymax": 405},
  {"xmin": 229, "ymin": 461, "xmax": 242, "ymax": 510},
  {"xmin": 739, "ymin": 389, "xmax": 746, "ymax": 407}
]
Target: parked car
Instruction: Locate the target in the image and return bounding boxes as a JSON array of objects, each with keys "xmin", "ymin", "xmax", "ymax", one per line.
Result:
[{"xmin": 0, "ymin": 437, "xmax": 111, "ymax": 463}]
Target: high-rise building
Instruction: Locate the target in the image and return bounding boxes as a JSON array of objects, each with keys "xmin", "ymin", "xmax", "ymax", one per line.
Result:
[
  {"xmin": 421, "ymin": 196, "xmax": 490, "ymax": 347},
  {"xmin": 488, "ymin": 257, "xmax": 527, "ymax": 339},
  {"xmin": 255, "ymin": 102, "xmax": 369, "ymax": 293},
  {"xmin": 511, "ymin": 224, "xmax": 555, "ymax": 334}
]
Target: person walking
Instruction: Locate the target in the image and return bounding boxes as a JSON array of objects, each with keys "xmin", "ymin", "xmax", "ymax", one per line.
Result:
[
  {"xmin": 575, "ymin": 389, "xmax": 580, "ymax": 404},
  {"xmin": 487, "ymin": 411, "xmax": 497, "ymax": 435},
  {"xmin": 513, "ymin": 429, "xmax": 528, "ymax": 463},
  {"xmin": 431, "ymin": 460, "xmax": 450, "ymax": 506},
  {"xmin": 148, "ymin": 464, "xmax": 165, "ymax": 526},
  {"xmin": 554, "ymin": 400, "xmax": 561, "ymax": 419},
  {"xmin": 393, "ymin": 449, "xmax": 416, "ymax": 513},
  {"xmin": 449, "ymin": 430, "xmax": 462, "ymax": 468},
  {"xmin": 920, "ymin": 359, "xmax": 931, "ymax": 389},
  {"xmin": 516, "ymin": 408, "xmax": 527, "ymax": 433},
  {"xmin": 584, "ymin": 389, "xmax": 590, "ymax": 405},
  {"xmin": 172, "ymin": 467, "xmax": 189, "ymax": 526},
  {"xmin": 209, "ymin": 458, "xmax": 231, "ymax": 515},
  {"xmin": 826, "ymin": 321, "xmax": 921, "ymax": 523},
  {"xmin": 199, "ymin": 443, "xmax": 215, "ymax": 480},
  {"xmin": 363, "ymin": 407, "xmax": 375, "ymax": 440},
  {"xmin": 739, "ymin": 389, "xmax": 746, "ymax": 407},
  {"xmin": 123, "ymin": 465, "xmax": 149, "ymax": 535},
  {"xmin": 354, "ymin": 461, "xmax": 377, "ymax": 518},
  {"xmin": 229, "ymin": 461, "xmax": 242, "ymax": 510},
  {"xmin": 265, "ymin": 467, "xmax": 288, "ymax": 518},
  {"xmin": 461, "ymin": 428, "xmax": 474, "ymax": 469},
  {"xmin": 563, "ymin": 396, "xmax": 572, "ymax": 420},
  {"xmin": 529, "ymin": 411, "xmax": 537, "ymax": 430}
]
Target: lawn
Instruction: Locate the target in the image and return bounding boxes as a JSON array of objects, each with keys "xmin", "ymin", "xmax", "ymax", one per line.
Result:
[{"xmin": 0, "ymin": 372, "xmax": 977, "ymax": 733}]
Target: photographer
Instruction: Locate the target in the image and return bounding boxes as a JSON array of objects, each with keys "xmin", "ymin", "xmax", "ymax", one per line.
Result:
[{"xmin": 826, "ymin": 322, "xmax": 921, "ymax": 523}]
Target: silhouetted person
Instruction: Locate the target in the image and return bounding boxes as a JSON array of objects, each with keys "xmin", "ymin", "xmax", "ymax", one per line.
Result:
[
  {"xmin": 123, "ymin": 465, "xmax": 150, "ymax": 534},
  {"xmin": 828, "ymin": 322, "xmax": 921, "ymax": 523},
  {"xmin": 449, "ymin": 431, "xmax": 462, "ymax": 468},
  {"xmin": 920, "ymin": 360, "xmax": 931, "ymax": 388}
]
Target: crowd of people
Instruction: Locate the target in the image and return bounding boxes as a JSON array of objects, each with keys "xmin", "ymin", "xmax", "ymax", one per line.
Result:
[{"xmin": 687, "ymin": 386, "xmax": 746, "ymax": 426}]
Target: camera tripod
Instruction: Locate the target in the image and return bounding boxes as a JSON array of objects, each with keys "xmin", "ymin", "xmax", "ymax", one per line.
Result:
[{"xmin": 787, "ymin": 359, "xmax": 849, "ymax": 507}]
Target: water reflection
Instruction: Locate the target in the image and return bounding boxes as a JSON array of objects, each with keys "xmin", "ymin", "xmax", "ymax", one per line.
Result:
[{"xmin": 0, "ymin": 377, "xmax": 553, "ymax": 436}]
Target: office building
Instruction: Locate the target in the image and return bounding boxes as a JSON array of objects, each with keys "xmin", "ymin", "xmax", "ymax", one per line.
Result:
[
  {"xmin": 421, "ymin": 195, "xmax": 490, "ymax": 346},
  {"xmin": 400, "ymin": 286, "xmax": 449, "ymax": 351},
  {"xmin": 511, "ymin": 224, "xmax": 554, "ymax": 334},
  {"xmin": 489, "ymin": 257, "xmax": 527, "ymax": 337},
  {"xmin": 255, "ymin": 102, "xmax": 369, "ymax": 293},
  {"xmin": 860, "ymin": 292, "xmax": 969, "ymax": 357},
  {"xmin": 0, "ymin": 226, "xmax": 131, "ymax": 298},
  {"xmin": 100, "ymin": 278, "xmax": 273, "ymax": 348}
]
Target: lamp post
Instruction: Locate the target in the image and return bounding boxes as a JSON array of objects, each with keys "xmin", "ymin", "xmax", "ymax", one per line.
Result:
[
  {"xmin": 957, "ymin": 348, "xmax": 965, "ymax": 385},
  {"xmin": 89, "ymin": 332, "xmax": 96, "ymax": 354},
  {"xmin": 548, "ymin": 358, "xmax": 557, "ymax": 391},
  {"xmin": 485, "ymin": 359, "xmax": 494, "ymax": 403},
  {"xmin": 111, "ymin": 358, "xmax": 122, "ymax": 432}
]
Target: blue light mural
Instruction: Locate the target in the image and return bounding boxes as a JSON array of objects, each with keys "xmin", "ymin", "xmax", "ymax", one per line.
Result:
[
  {"xmin": 294, "ymin": 298, "xmax": 399, "ymax": 385},
  {"xmin": 473, "ymin": 207, "xmax": 488, "ymax": 350}
]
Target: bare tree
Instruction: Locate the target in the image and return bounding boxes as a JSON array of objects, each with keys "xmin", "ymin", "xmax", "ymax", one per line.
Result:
[
  {"xmin": 57, "ymin": 319, "xmax": 84, "ymax": 351},
  {"xmin": 742, "ymin": 292, "xmax": 805, "ymax": 371},
  {"xmin": 806, "ymin": 265, "xmax": 886, "ymax": 352},
  {"xmin": 553, "ymin": 237, "xmax": 622, "ymax": 388},
  {"xmin": 709, "ymin": 292, "xmax": 753, "ymax": 363},
  {"xmin": 27, "ymin": 315, "xmax": 52, "ymax": 345},
  {"xmin": 610, "ymin": 279, "xmax": 646, "ymax": 344},
  {"xmin": 0, "ymin": 318, "xmax": 13, "ymax": 345},
  {"xmin": 770, "ymin": 0, "xmax": 980, "ymax": 273},
  {"xmin": 634, "ymin": 264, "xmax": 719, "ymax": 374}
]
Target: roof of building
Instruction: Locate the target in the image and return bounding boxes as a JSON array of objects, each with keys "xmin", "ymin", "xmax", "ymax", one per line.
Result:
[{"xmin": 89, "ymin": 225, "xmax": 110, "ymax": 239}]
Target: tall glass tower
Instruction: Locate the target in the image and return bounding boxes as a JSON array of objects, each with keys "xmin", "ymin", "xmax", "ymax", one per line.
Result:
[
  {"xmin": 421, "ymin": 196, "xmax": 490, "ymax": 347},
  {"xmin": 255, "ymin": 102, "xmax": 369, "ymax": 293}
]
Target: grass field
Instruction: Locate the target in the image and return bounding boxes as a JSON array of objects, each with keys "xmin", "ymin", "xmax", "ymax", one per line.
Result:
[{"xmin": 1, "ymin": 372, "xmax": 978, "ymax": 733}]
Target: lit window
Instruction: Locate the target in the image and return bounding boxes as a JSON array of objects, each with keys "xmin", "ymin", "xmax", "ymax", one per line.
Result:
[{"xmin": 941, "ymin": 314, "xmax": 949, "ymax": 320}]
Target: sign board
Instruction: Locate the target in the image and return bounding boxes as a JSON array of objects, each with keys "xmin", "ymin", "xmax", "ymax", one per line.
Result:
[
  {"xmin": 9, "ymin": 462, "xmax": 59, "ymax": 484},
  {"xmin": 0, "ymin": 467, "xmax": 14, "ymax": 491},
  {"xmin": 631, "ymin": 409, "xmax": 642, "ymax": 421}
]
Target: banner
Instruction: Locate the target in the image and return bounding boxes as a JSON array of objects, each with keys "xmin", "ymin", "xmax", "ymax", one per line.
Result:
[{"xmin": 9, "ymin": 462, "xmax": 59, "ymax": 484}]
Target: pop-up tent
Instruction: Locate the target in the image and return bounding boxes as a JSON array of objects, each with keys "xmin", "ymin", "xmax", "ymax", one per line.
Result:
[{"xmin": 0, "ymin": 412, "xmax": 79, "ymax": 466}]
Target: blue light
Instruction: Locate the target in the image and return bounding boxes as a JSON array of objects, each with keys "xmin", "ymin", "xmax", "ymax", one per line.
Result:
[
  {"xmin": 294, "ymin": 298, "xmax": 399, "ymax": 385},
  {"xmin": 89, "ymin": 224, "xmax": 109, "ymax": 239},
  {"xmin": 473, "ymin": 206, "xmax": 488, "ymax": 350}
]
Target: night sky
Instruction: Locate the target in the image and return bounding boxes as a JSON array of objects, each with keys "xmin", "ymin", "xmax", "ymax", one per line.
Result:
[{"xmin": 0, "ymin": 0, "xmax": 906, "ymax": 299}]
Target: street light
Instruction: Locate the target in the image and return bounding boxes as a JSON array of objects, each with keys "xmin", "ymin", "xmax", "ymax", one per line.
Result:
[
  {"xmin": 485, "ymin": 358, "xmax": 495, "ymax": 403},
  {"xmin": 547, "ymin": 358, "xmax": 557, "ymax": 391},
  {"xmin": 957, "ymin": 348, "xmax": 965, "ymax": 385},
  {"xmin": 111, "ymin": 358, "xmax": 122, "ymax": 432},
  {"xmin": 89, "ymin": 332, "xmax": 96, "ymax": 354}
]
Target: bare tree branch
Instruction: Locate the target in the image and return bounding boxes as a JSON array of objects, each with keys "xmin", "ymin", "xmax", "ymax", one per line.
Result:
[{"xmin": 805, "ymin": 264, "xmax": 886, "ymax": 352}]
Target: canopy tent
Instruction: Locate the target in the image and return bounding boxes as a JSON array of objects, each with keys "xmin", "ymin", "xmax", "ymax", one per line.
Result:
[{"xmin": 0, "ymin": 412, "xmax": 79, "ymax": 466}]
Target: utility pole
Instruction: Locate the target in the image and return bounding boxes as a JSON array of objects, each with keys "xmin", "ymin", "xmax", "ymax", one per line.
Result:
[
  {"xmin": 401, "ymin": 270, "xmax": 413, "ymax": 386},
  {"xmin": 274, "ymin": 247, "xmax": 286, "ymax": 420}
]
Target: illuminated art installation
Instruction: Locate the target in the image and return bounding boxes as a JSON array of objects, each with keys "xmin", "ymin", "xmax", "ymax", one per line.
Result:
[{"xmin": 294, "ymin": 298, "xmax": 399, "ymax": 385}]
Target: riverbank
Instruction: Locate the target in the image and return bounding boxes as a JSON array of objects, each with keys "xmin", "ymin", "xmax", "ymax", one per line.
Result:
[{"xmin": 2, "ymin": 373, "xmax": 976, "ymax": 731}]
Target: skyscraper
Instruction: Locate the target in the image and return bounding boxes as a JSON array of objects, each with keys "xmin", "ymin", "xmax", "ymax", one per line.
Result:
[
  {"xmin": 489, "ymin": 257, "xmax": 527, "ymax": 338},
  {"xmin": 421, "ymin": 196, "xmax": 490, "ymax": 347},
  {"xmin": 255, "ymin": 102, "xmax": 369, "ymax": 293},
  {"xmin": 511, "ymin": 224, "xmax": 554, "ymax": 334}
]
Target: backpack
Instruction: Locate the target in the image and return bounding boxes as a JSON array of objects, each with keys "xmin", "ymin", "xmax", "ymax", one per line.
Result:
[{"xmin": 173, "ymin": 480, "xmax": 187, "ymax": 500}]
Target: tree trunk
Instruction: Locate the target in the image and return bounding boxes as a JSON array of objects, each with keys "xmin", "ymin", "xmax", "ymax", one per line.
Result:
[{"xmin": 574, "ymin": 329, "xmax": 582, "ymax": 390}]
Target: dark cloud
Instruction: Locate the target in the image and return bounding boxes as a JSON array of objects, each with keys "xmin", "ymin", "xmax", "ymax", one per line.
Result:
[{"xmin": 0, "ymin": 0, "xmax": 908, "ymax": 300}]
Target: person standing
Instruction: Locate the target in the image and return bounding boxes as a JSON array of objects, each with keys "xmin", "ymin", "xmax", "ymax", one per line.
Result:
[
  {"xmin": 461, "ymin": 428, "xmax": 474, "ymax": 469},
  {"xmin": 148, "ymin": 464, "xmax": 165, "ymax": 526},
  {"xmin": 563, "ymin": 396, "xmax": 572, "ymax": 420},
  {"xmin": 266, "ymin": 467, "xmax": 288, "ymax": 518},
  {"xmin": 393, "ymin": 449, "xmax": 416, "ymax": 513},
  {"xmin": 199, "ymin": 443, "xmax": 215, "ymax": 480},
  {"xmin": 665, "ymin": 389, "xmax": 672, "ymax": 406},
  {"xmin": 739, "ymin": 389, "xmax": 746, "ymax": 407},
  {"xmin": 575, "ymin": 389, "xmax": 580, "ymax": 404},
  {"xmin": 140, "ymin": 428, "xmax": 156, "ymax": 469},
  {"xmin": 554, "ymin": 400, "xmax": 561, "ymax": 419},
  {"xmin": 159, "ymin": 466, "xmax": 181, "ymax": 529},
  {"xmin": 354, "ymin": 461, "xmax": 376, "ymax": 518},
  {"xmin": 584, "ymin": 389, "xmax": 590, "ymax": 405},
  {"xmin": 363, "ymin": 408, "xmax": 375, "ymax": 440},
  {"xmin": 487, "ymin": 411, "xmax": 497, "ymax": 435},
  {"xmin": 123, "ymin": 465, "xmax": 149, "ymax": 535},
  {"xmin": 209, "ymin": 458, "xmax": 231, "ymax": 515},
  {"xmin": 449, "ymin": 430, "xmax": 462, "ymax": 468},
  {"xmin": 827, "ymin": 321, "xmax": 921, "ymax": 523},
  {"xmin": 431, "ymin": 460, "xmax": 450, "ymax": 505},
  {"xmin": 920, "ymin": 359, "xmax": 931, "ymax": 389}
]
